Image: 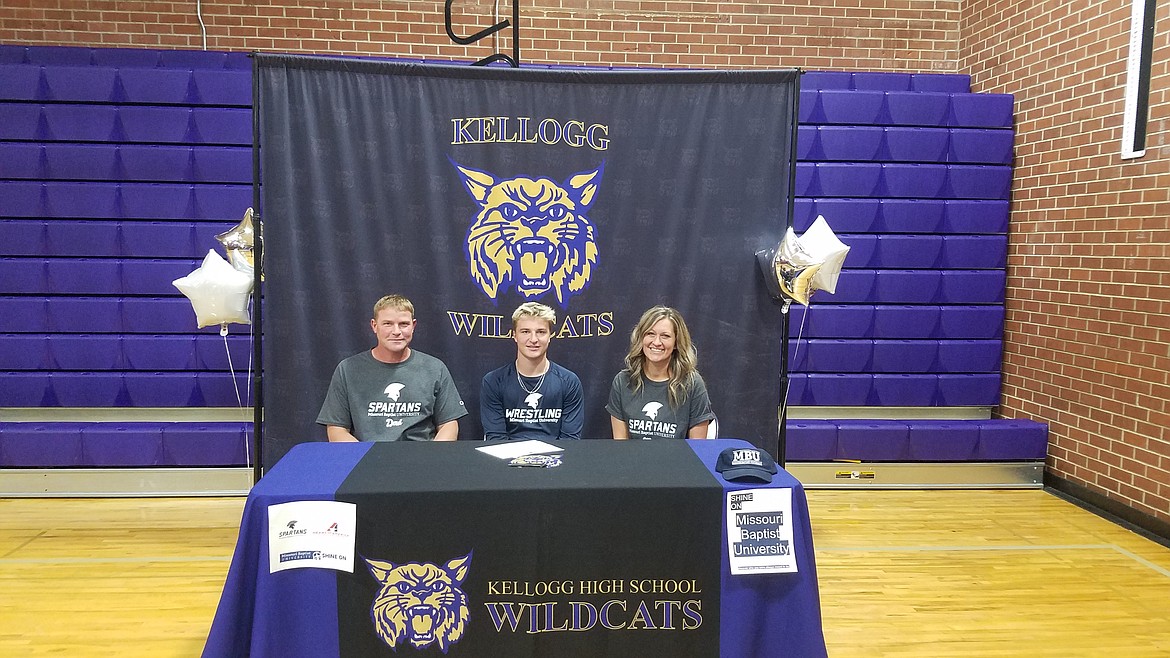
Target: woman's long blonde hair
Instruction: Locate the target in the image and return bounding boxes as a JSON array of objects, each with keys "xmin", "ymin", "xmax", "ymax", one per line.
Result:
[{"xmin": 623, "ymin": 306, "xmax": 699, "ymax": 409}]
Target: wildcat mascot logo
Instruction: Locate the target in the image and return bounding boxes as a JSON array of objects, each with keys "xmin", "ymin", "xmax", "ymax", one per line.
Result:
[
  {"xmin": 453, "ymin": 160, "xmax": 603, "ymax": 306},
  {"xmin": 364, "ymin": 552, "xmax": 472, "ymax": 653}
]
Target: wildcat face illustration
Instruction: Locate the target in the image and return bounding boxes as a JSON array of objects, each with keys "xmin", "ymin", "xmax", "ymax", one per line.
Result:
[
  {"xmin": 453, "ymin": 160, "xmax": 603, "ymax": 306},
  {"xmin": 364, "ymin": 552, "xmax": 472, "ymax": 653}
]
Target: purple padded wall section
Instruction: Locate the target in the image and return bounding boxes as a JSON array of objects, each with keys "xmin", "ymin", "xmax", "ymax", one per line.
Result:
[{"xmin": 783, "ymin": 419, "xmax": 1047, "ymax": 462}]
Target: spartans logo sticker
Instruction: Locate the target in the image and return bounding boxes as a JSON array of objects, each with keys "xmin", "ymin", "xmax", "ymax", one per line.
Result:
[
  {"xmin": 365, "ymin": 552, "xmax": 472, "ymax": 653},
  {"xmin": 453, "ymin": 160, "xmax": 603, "ymax": 306}
]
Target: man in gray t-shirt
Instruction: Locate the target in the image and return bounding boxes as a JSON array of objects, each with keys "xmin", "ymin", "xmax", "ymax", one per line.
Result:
[{"xmin": 316, "ymin": 295, "xmax": 466, "ymax": 441}]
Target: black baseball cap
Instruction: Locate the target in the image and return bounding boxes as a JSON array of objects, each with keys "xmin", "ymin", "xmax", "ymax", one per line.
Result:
[{"xmin": 716, "ymin": 446, "xmax": 778, "ymax": 483}]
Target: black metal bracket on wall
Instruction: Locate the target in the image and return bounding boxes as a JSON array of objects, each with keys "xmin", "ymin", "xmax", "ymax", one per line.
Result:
[{"xmin": 445, "ymin": 0, "xmax": 520, "ymax": 67}]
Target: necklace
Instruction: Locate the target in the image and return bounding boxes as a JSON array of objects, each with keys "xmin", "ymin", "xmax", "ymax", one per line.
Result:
[{"xmin": 517, "ymin": 367, "xmax": 548, "ymax": 395}]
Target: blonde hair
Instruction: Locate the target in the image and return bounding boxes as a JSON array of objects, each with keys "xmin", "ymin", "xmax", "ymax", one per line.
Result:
[
  {"xmin": 623, "ymin": 306, "xmax": 699, "ymax": 408},
  {"xmin": 372, "ymin": 294, "xmax": 415, "ymax": 319},
  {"xmin": 512, "ymin": 302, "xmax": 556, "ymax": 331}
]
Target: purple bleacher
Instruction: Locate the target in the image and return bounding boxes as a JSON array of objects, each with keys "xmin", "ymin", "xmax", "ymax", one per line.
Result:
[
  {"xmin": 875, "ymin": 235, "xmax": 943, "ymax": 268},
  {"xmin": 785, "ymin": 373, "xmax": 809, "ymax": 405},
  {"xmin": 817, "ymin": 126, "xmax": 884, "ymax": 161},
  {"xmin": 0, "ymin": 143, "xmax": 45, "ymax": 178},
  {"xmin": 191, "ymin": 70, "xmax": 251, "ymax": 105},
  {"xmin": 1, "ymin": 181, "xmax": 45, "ymax": 217},
  {"xmin": 827, "ymin": 270, "xmax": 876, "ymax": 303},
  {"xmin": 883, "ymin": 127, "xmax": 949, "ymax": 162},
  {"xmin": 123, "ymin": 258, "xmax": 200, "ymax": 295},
  {"xmin": 122, "ymin": 297, "xmax": 196, "ymax": 333},
  {"xmin": 45, "ymin": 220, "xmax": 120, "ymax": 256},
  {"xmin": 0, "ymin": 103, "xmax": 43, "ymax": 139},
  {"xmin": 0, "ymin": 297, "xmax": 49, "ymax": 332},
  {"xmin": 943, "ymin": 200, "xmax": 1009, "ymax": 233},
  {"xmin": 939, "ymin": 306, "xmax": 1004, "ymax": 339},
  {"xmin": 0, "ymin": 64, "xmax": 43, "ymax": 101},
  {"xmin": 0, "ymin": 372, "xmax": 55, "ymax": 405},
  {"xmin": 120, "ymin": 145, "xmax": 195, "ymax": 182},
  {"xmin": 42, "ymin": 105, "xmax": 118, "ymax": 141},
  {"xmin": 161, "ymin": 422, "xmax": 250, "ymax": 466},
  {"xmin": 798, "ymin": 89, "xmax": 821, "ymax": 123},
  {"xmin": 121, "ymin": 183, "xmax": 196, "ymax": 219},
  {"xmin": 158, "ymin": 49, "xmax": 231, "ymax": 70},
  {"xmin": 948, "ymin": 128, "xmax": 1013, "ymax": 164},
  {"xmin": 841, "ymin": 234, "xmax": 876, "ymax": 267},
  {"xmin": 44, "ymin": 144, "xmax": 119, "ymax": 180},
  {"xmin": 50, "ymin": 372, "xmax": 128, "ymax": 406},
  {"xmin": 193, "ymin": 184, "xmax": 253, "ymax": 220},
  {"xmin": 975, "ymin": 419, "xmax": 1047, "ymax": 460},
  {"xmin": 806, "ymin": 373, "xmax": 872, "ymax": 405},
  {"xmin": 47, "ymin": 297, "xmax": 122, "ymax": 333},
  {"xmin": 81, "ymin": 423, "xmax": 164, "ymax": 466},
  {"xmin": 871, "ymin": 340, "xmax": 938, "ymax": 373},
  {"xmin": 1, "ymin": 423, "xmax": 86, "ymax": 467},
  {"xmin": 836, "ymin": 420, "xmax": 910, "ymax": 460},
  {"xmin": 936, "ymin": 373, "xmax": 1000, "ymax": 406},
  {"xmin": 947, "ymin": 165, "xmax": 1012, "ymax": 200},
  {"xmin": 882, "ymin": 163, "xmax": 947, "ymax": 198},
  {"xmin": 851, "ymin": 72, "xmax": 912, "ymax": 91},
  {"xmin": 24, "ymin": 47, "xmax": 92, "ymax": 65},
  {"xmin": 874, "ymin": 270, "xmax": 941, "ymax": 303},
  {"xmin": 196, "ymin": 334, "xmax": 252, "ymax": 370},
  {"xmin": 797, "ymin": 126, "xmax": 819, "ymax": 160},
  {"xmin": 937, "ymin": 340, "xmax": 1002, "ymax": 373},
  {"xmin": 791, "ymin": 199, "xmax": 817, "ymax": 230},
  {"xmin": 870, "ymin": 374, "xmax": 938, "ymax": 406},
  {"xmin": 910, "ymin": 74, "xmax": 970, "ymax": 93},
  {"xmin": 941, "ymin": 235, "xmax": 1008, "ymax": 269},
  {"xmin": 124, "ymin": 114, "xmax": 185, "ymax": 156},
  {"xmin": 121, "ymin": 221, "xmax": 197, "ymax": 257},
  {"xmin": 122, "ymin": 335, "xmax": 198, "ymax": 370},
  {"xmin": 787, "ymin": 340, "xmax": 807, "ymax": 371},
  {"xmin": 800, "ymin": 304, "xmax": 875, "ymax": 338},
  {"xmin": 91, "ymin": 48, "xmax": 163, "ymax": 68},
  {"xmin": 46, "ymin": 258, "xmax": 121, "ymax": 294},
  {"xmin": 805, "ymin": 339, "xmax": 872, "ymax": 372},
  {"xmin": 118, "ymin": 106, "xmax": 193, "ymax": 143},
  {"xmin": 44, "ymin": 182, "xmax": 119, "ymax": 218},
  {"xmin": 224, "ymin": 53, "xmax": 253, "ymax": 71},
  {"xmin": 43, "ymin": 66, "xmax": 118, "ymax": 102},
  {"xmin": 0, "ymin": 334, "xmax": 50, "ymax": 369},
  {"xmin": 0, "ymin": 258, "xmax": 47, "ymax": 293},
  {"xmin": 48, "ymin": 334, "xmax": 123, "ymax": 369},
  {"xmin": 193, "ymin": 147, "xmax": 252, "ymax": 183},
  {"xmin": 124, "ymin": 371, "xmax": 200, "ymax": 406},
  {"xmin": 199, "ymin": 371, "xmax": 254, "ymax": 406},
  {"xmin": 878, "ymin": 199, "xmax": 946, "ymax": 233},
  {"xmin": 7, "ymin": 220, "xmax": 46, "ymax": 255},
  {"xmin": 784, "ymin": 420, "xmax": 838, "ymax": 461},
  {"xmin": 801, "ymin": 71, "xmax": 852, "ymax": 89},
  {"xmin": 939, "ymin": 270, "xmax": 1005, "ymax": 303},
  {"xmin": 884, "ymin": 92, "xmax": 950, "ymax": 127},
  {"xmin": 873, "ymin": 305, "xmax": 941, "ymax": 339},
  {"xmin": 908, "ymin": 421, "xmax": 980, "ymax": 460},
  {"xmin": 117, "ymin": 68, "xmax": 193, "ymax": 104},
  {"xmin": 194, "ymin": 222, "xmax": 235, "ymax": 251},
  {"xmin": 794, "ymin": 163, "xmax": 816, "ymax": 196},
  {"xmin": 0, "ymin": 45, "xmax": 25, "ymax": 63},
  {"xmin": 949, "ymin": 93, "xmax": 1014, "ymax": 128},
  {"xmin": 815, "ymin": 162, "xmax": 882, "ymax": 196},
  {"xmin": 806, "ymin": 199, "xmax": 882, "ymax": 232},
  {"xmin": 818, "ymin": 90, "xmax": 886, "ymax": 124}
]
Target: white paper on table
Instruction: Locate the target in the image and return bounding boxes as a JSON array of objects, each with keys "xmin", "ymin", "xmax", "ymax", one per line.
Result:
[{"xmin": 475, "ymin": 439, "xmax": 564, "ymax": 460}]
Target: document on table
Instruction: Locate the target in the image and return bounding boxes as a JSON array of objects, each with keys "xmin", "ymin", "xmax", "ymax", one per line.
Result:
[{"xmin": 476, "ymin": 439, "xmax": 564, "ymax": 460}]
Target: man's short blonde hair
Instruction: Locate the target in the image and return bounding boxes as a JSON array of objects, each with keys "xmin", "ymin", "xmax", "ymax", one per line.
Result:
[
  {"xmin": 373, "ymin": 294, "xmax": 415, "ymax": 319},
  {"xmin": 512, "ymin": 302, "xmax": 556, "ymax": 330}
]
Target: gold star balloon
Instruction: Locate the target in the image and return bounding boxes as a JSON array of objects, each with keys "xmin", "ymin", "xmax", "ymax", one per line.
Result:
[{"xmin": 216, "ymin": 207, "xmax": 256, "ymax": 270}]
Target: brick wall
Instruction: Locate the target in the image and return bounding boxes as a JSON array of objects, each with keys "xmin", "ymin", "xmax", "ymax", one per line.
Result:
[
  {"xmin": 1, "ymin": 0, "xmax": 961, "ymax": 70},
  {"xmin": 3, "ymin": 1, "xmax": 1168, "ymax": 526},
  {"xmin": 961, "ymin": 0, "xmax": 1170, "ymax": 526}
]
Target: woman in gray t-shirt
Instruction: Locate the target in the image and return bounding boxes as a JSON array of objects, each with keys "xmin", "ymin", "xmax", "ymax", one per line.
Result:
[{"xmin": 606, "ymin": 306, "xmax": 716, "ymax": 440}]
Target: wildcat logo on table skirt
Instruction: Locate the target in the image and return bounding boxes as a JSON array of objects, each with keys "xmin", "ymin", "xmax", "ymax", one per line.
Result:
[{"xmin": 363, "ymin": 552, "xmax": 473, "ymax": 652}]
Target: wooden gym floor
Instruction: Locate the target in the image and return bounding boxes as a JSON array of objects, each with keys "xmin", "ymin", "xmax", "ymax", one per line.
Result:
[{"xmin": 1, "ymin": 490, "xmax": 1168, "ymax": 656}]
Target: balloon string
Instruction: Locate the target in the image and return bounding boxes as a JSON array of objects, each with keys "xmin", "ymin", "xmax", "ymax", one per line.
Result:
[{"xmin": 222, "ymin": 325, "xmax": 243, "ymax": 408}]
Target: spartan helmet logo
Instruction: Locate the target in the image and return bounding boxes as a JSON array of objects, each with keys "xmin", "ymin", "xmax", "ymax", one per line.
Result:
[
  {"xmin": 365, "ymin": 552, "xmax": 472, "ymax": 653},
  {"xmin": 524, "ymin": 392, "xmax": 542, "ymax": 409},
  {"xmin": 641, "ymin": 401, "xmax": 664, "ymax": 420},
  {"xmin": 384, "ymin": 383, "xmax": 405, "ymax": 401},
  {"xmin": 453, "ymin": 159, "xmax": 603, "ymax": 306}
]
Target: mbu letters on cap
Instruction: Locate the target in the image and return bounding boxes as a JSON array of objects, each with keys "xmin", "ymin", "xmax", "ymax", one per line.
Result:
[{"xmin": 716, "ymin": 447, "xmax": 778, "ymax": 483}]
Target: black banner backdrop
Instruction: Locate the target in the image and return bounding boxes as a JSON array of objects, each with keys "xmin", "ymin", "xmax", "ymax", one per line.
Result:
[{"xmin": 256, "ymin": 55, "xmax": 797, "ymax": 468}]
